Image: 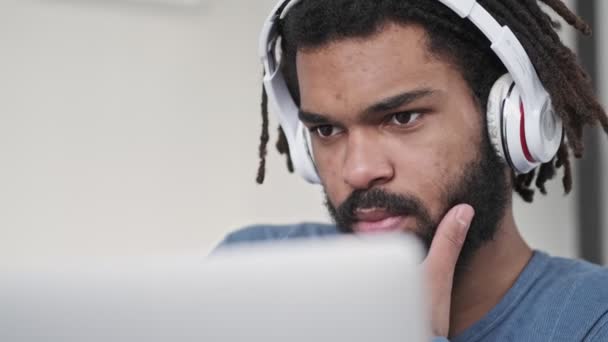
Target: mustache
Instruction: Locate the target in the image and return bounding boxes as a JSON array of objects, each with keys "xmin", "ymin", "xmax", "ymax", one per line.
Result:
[{"xmin": 327, "ymin": 188, "xmax": 431, "ymax": 233}]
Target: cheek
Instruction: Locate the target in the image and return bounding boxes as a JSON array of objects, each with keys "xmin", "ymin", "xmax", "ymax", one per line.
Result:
[
  {"xmin": 392, "ymin": 144, "xmax": 450, "ymax": 218},
  {"xmin": 313, "ymin": 142, "xmax": 346, "ymax": 203},
  {"xmin": 390, "ymin": 122, "xmax": 479, "ymax": 218}
]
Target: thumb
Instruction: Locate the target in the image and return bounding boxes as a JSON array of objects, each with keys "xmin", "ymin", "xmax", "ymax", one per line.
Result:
[
  {"xmin": 423, "ymin": 204, "xmax": 474, "ymax": 337},
  {"xmin": 425, "ymin": 204, "xmax": 475, "ymax": 280}
]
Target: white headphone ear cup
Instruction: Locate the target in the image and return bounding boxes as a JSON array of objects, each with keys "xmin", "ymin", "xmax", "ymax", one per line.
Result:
[
  {"xmin": 487, "ymin": 73, "xmax": 516, "ymax": 165},
  {"xmin": 293, "ymin": 122, "xmax": 321, "ymax": 184}
]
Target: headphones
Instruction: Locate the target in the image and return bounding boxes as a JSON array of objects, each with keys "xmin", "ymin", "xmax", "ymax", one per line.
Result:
[{"xmin": 259, "ymin": 0, "xmax": 563, "ymax": 184}]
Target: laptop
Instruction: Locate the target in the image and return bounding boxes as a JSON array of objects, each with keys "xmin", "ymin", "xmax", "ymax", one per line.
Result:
[{"xmin": 0, "ymin": 233, "xmax": 429, "ymax": 341}]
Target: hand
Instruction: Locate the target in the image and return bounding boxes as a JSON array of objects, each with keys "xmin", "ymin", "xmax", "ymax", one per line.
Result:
[{"xmin": 422, "ymin": 204, "xmax": 475, "ymax": 337}]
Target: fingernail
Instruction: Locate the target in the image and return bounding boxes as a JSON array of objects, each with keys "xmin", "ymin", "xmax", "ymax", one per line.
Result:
[{"xmin": 456, "ymin": 205, "xmax": 475, "ymax": 233}]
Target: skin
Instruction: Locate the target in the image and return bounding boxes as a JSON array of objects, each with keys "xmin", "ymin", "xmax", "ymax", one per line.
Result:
[{"xmin": 296, "ymin": 23, "xmax": 533, "ymax": 338}]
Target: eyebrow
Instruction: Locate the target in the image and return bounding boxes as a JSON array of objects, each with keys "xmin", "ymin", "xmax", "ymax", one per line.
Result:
[
  {"xmin": 365, "ymin": 89, "xmax": 435, "ymax": 115},
  {"xmin": 298, "ymin": 110, "xmax": 332, "ymax": 125},
  {"xmin": 298, "ymin": 88, "xmax": 436, "ymax": 125}
]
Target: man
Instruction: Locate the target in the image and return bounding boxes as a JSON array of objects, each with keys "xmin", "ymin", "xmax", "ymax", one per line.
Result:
[{"xmin": 221, "ymin": 0, "xmax": 608, "ymax": 341}]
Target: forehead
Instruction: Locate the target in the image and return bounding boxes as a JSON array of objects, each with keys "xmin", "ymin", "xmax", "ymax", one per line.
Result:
[{"xmin": 296, "ymin": 23, "xmax": 458, "ymax": 112}]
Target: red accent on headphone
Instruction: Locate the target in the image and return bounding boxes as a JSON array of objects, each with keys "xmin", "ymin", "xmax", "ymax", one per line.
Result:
[{"xmin": 519, "ymin": 100, "xmax": 535, "ymax": 163}]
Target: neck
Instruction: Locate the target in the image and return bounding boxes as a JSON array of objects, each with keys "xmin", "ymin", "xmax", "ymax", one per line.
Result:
[{"xmin": 448, "ymin": 205, "xmax": 533, "ymax": 338}]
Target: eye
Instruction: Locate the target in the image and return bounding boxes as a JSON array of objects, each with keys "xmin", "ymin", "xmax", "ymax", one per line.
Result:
[
  {"xmin": 389, "ymin": 111, "xmax": 422, "ymax": 126},
  {"xmin": 310, "ymin": 125, "xmax": 343, "ymax": 138}
]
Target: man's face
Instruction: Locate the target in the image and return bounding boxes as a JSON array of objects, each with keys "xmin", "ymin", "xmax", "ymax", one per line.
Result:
[{"xmin": 296, "ymin": 23, "xmax": 509, "ymax": 260}]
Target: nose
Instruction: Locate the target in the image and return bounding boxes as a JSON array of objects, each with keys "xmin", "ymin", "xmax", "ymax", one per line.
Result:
[{"xmin": 342, "ymin": 132, "xmax": 394, "ymax": 190}]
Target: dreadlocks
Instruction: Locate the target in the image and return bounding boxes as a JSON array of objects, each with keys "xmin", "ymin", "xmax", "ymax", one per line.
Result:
[{"xmin": 255, "ymin": 0, "xmax": 608, "ymax": 203}]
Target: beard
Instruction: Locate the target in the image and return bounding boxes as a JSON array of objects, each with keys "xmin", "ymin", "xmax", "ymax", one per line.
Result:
[{"xmin": 324, "ymin": 133, "xmax": 510, "ymax": 273}]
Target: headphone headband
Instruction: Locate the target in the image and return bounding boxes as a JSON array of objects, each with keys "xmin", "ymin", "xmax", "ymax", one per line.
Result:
[{"xmin": 259, "ymin": 0, "xmax": 563, "ymax": 182}]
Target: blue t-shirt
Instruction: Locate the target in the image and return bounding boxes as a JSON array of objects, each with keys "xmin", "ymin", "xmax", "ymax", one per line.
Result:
[{"xmin": 219, "ymin": 223, "xmax": 608, "ymax": 342}]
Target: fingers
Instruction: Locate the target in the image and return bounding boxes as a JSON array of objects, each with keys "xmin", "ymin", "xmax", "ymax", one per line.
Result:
[
  {"xmin": 424, "ymin": 204, "xmax": 474, "ymax": 337},
  {"xmin": 425, "ymin": 204, "xmax": 475, "ymax": 287}
]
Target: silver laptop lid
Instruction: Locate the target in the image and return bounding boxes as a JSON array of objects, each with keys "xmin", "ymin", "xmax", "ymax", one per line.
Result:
[{"xmin": 1, "ymin": 234, "xmax": 428, "ymax": 342}]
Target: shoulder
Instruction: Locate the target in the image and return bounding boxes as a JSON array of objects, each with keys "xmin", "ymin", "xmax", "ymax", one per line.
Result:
[
  {"xmin": 535, "ymin": 253, "xmax": 608, "ymax": 340},
  {"xmin": 541, "ymin": 254, "xmax": 608, "ymax": 302},
  {"xmin": 218, "ymin": 222, "xmax": 340, "ymax": 248},
  {"xmin": 462, "ymin": 252, "xmax": 608, "ymax": 341}
]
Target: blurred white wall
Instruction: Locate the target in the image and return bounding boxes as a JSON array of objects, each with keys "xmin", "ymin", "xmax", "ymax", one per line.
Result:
[
  {"xmin": 0, "ymin": 0, "xmax": 327, "ymax": 260},
  {"xmin": 0, "ymin": 0, "xmax": 598, "ymax": 261}
]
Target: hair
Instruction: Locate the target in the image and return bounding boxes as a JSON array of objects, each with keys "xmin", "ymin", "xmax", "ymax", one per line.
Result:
[{"xmin": 255, "ymin": 0, "xmax": 608, "ymax": 203}]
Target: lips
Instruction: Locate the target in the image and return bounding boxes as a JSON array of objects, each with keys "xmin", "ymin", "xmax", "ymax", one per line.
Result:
[{"xmin": 352, "ymin": 208, "xmax": 410, "ymax": 234}]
